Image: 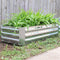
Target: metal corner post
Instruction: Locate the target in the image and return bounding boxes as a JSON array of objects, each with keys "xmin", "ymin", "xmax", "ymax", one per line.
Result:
[{"xmin": 19, "ymin": 27, "xmax": 25, "ymax": 45}]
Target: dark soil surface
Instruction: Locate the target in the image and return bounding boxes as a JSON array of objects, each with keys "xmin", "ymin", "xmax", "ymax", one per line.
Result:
[
  {"xmin": 0, "ymin": 37, "xmax": 14, "ymax": 60},
  {"xmin": 0, "ymin": 43, "xmax": 14, "ymax": 52},
  {"xmin": 0, "ymin": 37, "xmax": 14, "ymax": 52}
]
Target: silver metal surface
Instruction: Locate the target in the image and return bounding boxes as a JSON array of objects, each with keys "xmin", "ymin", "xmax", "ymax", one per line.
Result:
[
  {"xmin": 1, "ymin": 26, "xmax": 19, "ymax": 31},
  {"xmin": 25, "ymin": 32, "xmax": 58, "ymax": 41},
  {"xmin": 1, "ymin": 25, "xmax": 59, "ymax": 45},
  {"xmin": 1, "ymin": 36, "xmax": 19, "ymax": 41},
  {"xmin": 25, "ymin": 28, "xmax": 58, "ymax": 37},
  {"xmin": 1, "ymin": 31, "xmax": 19, "ymax": 36}
]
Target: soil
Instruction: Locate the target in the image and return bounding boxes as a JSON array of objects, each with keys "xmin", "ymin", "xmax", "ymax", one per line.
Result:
[
  {"xmin": 0, "ymin": 37, "xmax": 14, "ymax": 52},
  {"xmin": 0, "ymin": 37, "xmax": 14, "ymax": 60}
]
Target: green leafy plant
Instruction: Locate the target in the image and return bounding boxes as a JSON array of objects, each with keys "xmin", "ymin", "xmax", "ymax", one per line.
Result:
[
  {"xmin": 4, "ymin": 9, "xmax": 59, "ymax": 28},
  {"xmin": 5, "ymin": 44, "xmax": 8, "ymax": 51}
]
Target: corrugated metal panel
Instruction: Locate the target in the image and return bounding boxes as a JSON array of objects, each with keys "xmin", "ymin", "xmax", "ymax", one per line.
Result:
[
  {"xmin": 1, "ymin": 26, "xmax": 19, "ymax": 31},
  {"xmin": 1, "ymin": 31, "xmax": 19, "ymax": 36},
  {"xmin": 1, "ymin": 36, "xmax": 19, "ymax": 41},
  {"xmin": 25, "ymin": 28, "xmax": 58, "ymax": 37},
  {"xmin": 25, "ymin": 32, "xmax": 58, "ymax": 41},
  {"xmin": 25, "ymin": 24, "xmax": 58, "ymax": 32},
  {"xmin": 1, "ymin": 24, "xmax": 59, "ymax": 45}
]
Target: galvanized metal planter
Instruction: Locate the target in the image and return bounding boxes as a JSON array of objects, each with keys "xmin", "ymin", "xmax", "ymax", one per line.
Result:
[{"xmin": 1, "ymin": 24, "xmax": 59, "ymax": 45}]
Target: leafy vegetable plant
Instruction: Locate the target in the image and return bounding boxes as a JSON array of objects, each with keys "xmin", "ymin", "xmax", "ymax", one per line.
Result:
[{"xmin": 4, "ymin": 9, "xmax": 59, "ymax": 28}]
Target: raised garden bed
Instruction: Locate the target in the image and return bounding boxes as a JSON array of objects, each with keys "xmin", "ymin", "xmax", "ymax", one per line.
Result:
[
  {"xmin": 1, "ymin": 24, "xmax": 59, "ymax": 45},
  {"xmin": 1, "ymin": 10, "xmax": 59, "ymax": 45}
]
